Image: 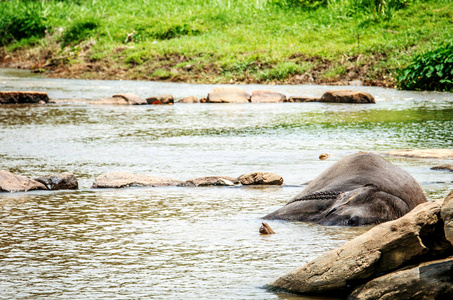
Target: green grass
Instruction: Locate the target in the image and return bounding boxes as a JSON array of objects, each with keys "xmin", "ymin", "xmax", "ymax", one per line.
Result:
[{"xmin": 1, "ymin": 0, "xmax": 452, "ymax": 88}]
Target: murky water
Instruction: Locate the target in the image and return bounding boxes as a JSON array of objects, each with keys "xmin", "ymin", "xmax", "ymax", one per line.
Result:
[{"xmin": 0, "ymin": 68, "xmax": 452, "ymax": 299}]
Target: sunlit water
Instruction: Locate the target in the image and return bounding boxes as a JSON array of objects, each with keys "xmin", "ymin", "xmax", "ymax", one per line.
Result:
[{"xmin": 0, "ymin": 68, "xmax": 452, "ymax": 299}]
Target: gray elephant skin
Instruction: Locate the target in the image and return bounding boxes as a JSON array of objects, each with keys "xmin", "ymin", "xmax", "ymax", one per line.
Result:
[{"xmin": 263, "ymin": 152, "xmax": 427, "ymax": 226}]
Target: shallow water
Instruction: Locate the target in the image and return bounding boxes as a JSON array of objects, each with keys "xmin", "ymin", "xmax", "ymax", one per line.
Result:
[{"xmin": 0, "ymin": 69, "xmax": 452, "ymax": 299}]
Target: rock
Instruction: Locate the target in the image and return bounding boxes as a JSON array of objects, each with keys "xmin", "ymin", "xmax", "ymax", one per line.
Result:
[
  {"xmin": 250, "ymin": 90, "xmax": 286, "ymax": 103},
  {"xmin": 432, "ymin": 164, "xmax": 453, "ymax": 172},
  {"xmin": 268, "ymin": 200, "xmax": 451, "ymax": 296},
  {"xmin": 0, "ymin": 91, "xmax": 50, "ymax": 104},
  {"xmin": 349, "ymin": 256, "xmax": 453, "ymax": 299},
  {"xmin": 285, "ymin": 96, "xmax": 319, "ymax": 103},
  {"xmin": 207, "ymin": 86, "xmax": 250, "ymax": 103},
  {"xmin": 199, "ymin": 97, "xmax": 207, "ymax": 103},
  {"xmin": 96, "ymin": 93, "xmax": 147, "ymax": 105},
  {"xmin": 383, "ymin": 149, "xmax": 453, "ymax": 159},
  {"xmin": 177, "ymin": 96, "xmax": 199, "ymax": 103},
  {"xmin": 260, "ymin": 222, "xmax": 275, "ymax": 234},
  {"xmin": 179, "ymin": 176, "xmax": 239, "ymax": 187},
  {"xmin": 146, "ymin": 94, "xmax": 174, "ymax": 105},
  {"xmin": 34, "ymin": 173, "xmax": 78, "ymax": 190},
  {"xmin": 92, "ymin": 172, "xmax": 182, "ymax": 188},
  {"xmin": 215, "ymin": 178, "xmax": 235, "ymax": 186},
  {"xmin": 441, "ymin": 190, "xmax": 453, "ymax": 246},
  {"xmin": 238, "ymin": 172, "xmax": 283, "ymax": 185},
  {"xmin": 0, "ymin": 170, "xmax": 47, "ymax": 192},
  {"xmin": 319, "ymin": 90, "xmax": 375, "ymax": 104}
]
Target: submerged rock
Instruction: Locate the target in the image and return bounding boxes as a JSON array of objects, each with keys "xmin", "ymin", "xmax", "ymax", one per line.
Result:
[
  {"xmin": 238, "ymin": 172, "xmax": 283, "ymax": 185},
  {"xmin": 431, "ymin": 164, "xmax": 453, "ymax": 172},
  {"xmin": 320, "ymin": 90, "xmax": 375, "ymax": 104},
  {"xmin": 34, "ymin": 173, "xmax": 78, "ymax": 190},
  {"xmin": 382, "ymin": 149, "xmax": 453, "ymax": 159},
  {"xmin": 207, "ymin": 86, "xmax": 250, "ymax": 103},
  {"xmin": 177, "ymin": 96, "xmax": 199, "ymax": 103},
  {"xmin": 250, "ymin": 90, "xmax": 286, "ymax": 103},
  {"xmin": 92, "ymin": 172, "xmax": 182, "ymax": 188},
  {"xmin": 0, "ymin": 170, "xmax": 47, "ymax": 192},
  {"xmin": 146, "ymin": 94, "xmax": 174, "ymax": 105},
  {"xmin": 179, "ymin": 176, "xmax": 239, "ymax": 187},
  {"xmin": 96, "ymin": 93, "xmax": 147, "ymax": 105},
  {"xmin": 285, "ymin": 96, "xmax": 319, "ymax": 103},
  {"xmin": 0, "ymin": 91, "xmax": 50, "ymax": 104}
]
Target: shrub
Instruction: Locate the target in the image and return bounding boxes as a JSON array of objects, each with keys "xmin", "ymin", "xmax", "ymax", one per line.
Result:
[
  {"xmin": 0, "ymin": 3, "xmax": 47, "ymax": 46},
  {"xmin": 397, "ymin": 43, "xmax": 453, "ymax": 92},
  {"xmin": 61, "ymin": 18, "xmax": 100, "ymax": 46}
]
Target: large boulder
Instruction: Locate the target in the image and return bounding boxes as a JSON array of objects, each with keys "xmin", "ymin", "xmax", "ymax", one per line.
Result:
[
  {"xmin": 250, "ymin": 90, "xmax": 286, "ymax": 103},
  {"xmin": 96, "ymin": 93, "xmax": 147, "ymax": 105},
  {"xmin": 0, "ymin": 91, "xmax": 50, "ymax": 104},
  {"xmin": 349, "ymin": 256, "xmax": 453, "ymax": 299},
  {"xmin": 92, "ymin": 172, "xmax": 182, "ymax": 188},
  {"xmin": 382, "ymin": 149, "xmax": 453, "ymax": 159},
  {"xmin": 207, "ymin": 86, "xmax": 250, "ymax": 103},
  {"xmin": 320, "ymin": 90, "xmax": 375, "ymax": 104},
  {"xmin": 441, "ymin": 190, "xmax": 453, "ymax": 246},
  {"xmin": 0, "ymin": 170, "xmax": 47, "ymax": 192},
  {"xmin": 34, "ymin": 173, "xmax": 78, "ymax": 190},
  {"xmin": 239, "ymin": 172, "xmax": 283, "ymax": 185},
  {"xmin": 268, "ymin": 200, "xmax": 451, "ymax": 296},
  {"xmin": 179, "ymin": 176, "xmax": 240, "ymax": 187}
]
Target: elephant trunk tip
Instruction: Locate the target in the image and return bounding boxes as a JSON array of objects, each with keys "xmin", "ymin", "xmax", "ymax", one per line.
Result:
[{"xmin": 260, "ymin": 222, "xmax": 275, "ymax": 234}]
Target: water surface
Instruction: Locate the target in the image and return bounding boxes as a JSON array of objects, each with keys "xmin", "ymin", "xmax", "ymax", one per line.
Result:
[{"xmin": 0, "ymin": 69, "xmax": 452, "ymax": 299}]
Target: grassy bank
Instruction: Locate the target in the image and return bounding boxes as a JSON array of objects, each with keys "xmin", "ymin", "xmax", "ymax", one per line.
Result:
[{"xmin": 1, "ymin": 0, "xmax": 452, "ymax": 88}]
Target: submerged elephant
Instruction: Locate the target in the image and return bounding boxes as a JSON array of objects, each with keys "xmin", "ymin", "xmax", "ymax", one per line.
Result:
[{"xmin": 264, "ymin": 152, "xmax": 427, "ymax": 226}]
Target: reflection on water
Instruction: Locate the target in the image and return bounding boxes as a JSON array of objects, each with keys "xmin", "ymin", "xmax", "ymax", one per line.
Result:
[{"xmin": 0, "ymin": 69, "xmax": 452, "ymax": 299}]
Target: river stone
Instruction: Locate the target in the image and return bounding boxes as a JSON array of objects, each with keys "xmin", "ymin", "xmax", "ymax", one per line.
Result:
[
  {"xmin": 431, "ymin": 164, "xmax": 453, "ymax": 172},
  {"xmin": 382, "ymin": 149, "xmax": 453, "ymax": 159},
  {"xmin": 146, "ymin": 94, "xmax": 174, "ymax": 105},
  {"xmin": 0, "ymin": 170, "xmax": 47, "ymax": 192},
  {"xmin": 92, "ymin": 172, "xmax": 182, "ymax": 188},
  {"xmin": 441, "ymin": 190, "xmax": 453, "ymax": 246},
  {"xmin": 285, "ymin": 96, "xmax": 319, "ymax": 103},
  {"xmin": 0, "ymin": 91, "xmax": 50, "ymax": 104},
  {"xmin": 349, "ymin": 256, "xmax": 453, "ymax": 299},
  {"xmin": 250, "ymin": 90, "xmax": 286, "ymax": 103},
  {"xmin": 319, "ymin": 90, "xmax": 375, "ymax": 104},
  {"xmin": 268, "ymin": 200, "xmax": 449, "ymax": 296},
  {"xmin": 34, "ymin": 173, "xmax": 78, "ymax": 190},
  {"xmin": 179, "ymin": 176, "xmax": 240, "ymax": 187},
  {"xmin": 207, "ymin": 86, "xmax": 250, "ymax": 103},
  {"xmin": 96, "ymin": 93, "xmax": 147, "ymax": 105},
  {"xmin": 177, "ymin": 96, "xmax": 199, "ymax": 103},
  {"xmin": 238, "ymin": 172, "xmax": 283, "ymax": 185}
]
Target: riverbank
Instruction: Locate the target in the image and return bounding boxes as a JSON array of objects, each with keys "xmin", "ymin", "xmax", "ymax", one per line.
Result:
[{"xmin": 1, "ymin": 0, "xmax": 452, "ymax": 87}]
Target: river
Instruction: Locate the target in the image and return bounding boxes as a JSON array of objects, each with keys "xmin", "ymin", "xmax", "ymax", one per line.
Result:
[{"xmin": 0, "ymin": 68, "xmax": 452, "ymax": 299}]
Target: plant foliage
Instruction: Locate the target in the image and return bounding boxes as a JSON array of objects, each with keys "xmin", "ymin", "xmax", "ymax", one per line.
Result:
[
  {"xmin": 60, "ymin": 18, "xmax": 100, "ymax": 46},
  {"xmin": 397, "ymin": 43, "xmax": 453, "ymax": 92},
  {"xmin": 0, "ymin": 2, "xmax": 47, "ymax": 46}
]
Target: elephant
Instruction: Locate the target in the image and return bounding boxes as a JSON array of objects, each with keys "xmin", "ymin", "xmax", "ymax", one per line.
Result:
[{"xmin": 263, "ymin": 152, "xmax": 427, "ymax": 226}]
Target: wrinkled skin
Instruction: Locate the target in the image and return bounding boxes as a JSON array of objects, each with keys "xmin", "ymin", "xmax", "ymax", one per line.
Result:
[{"xmin": 263, "ymin": 152, "xmax": 427, "ymax": 226}]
